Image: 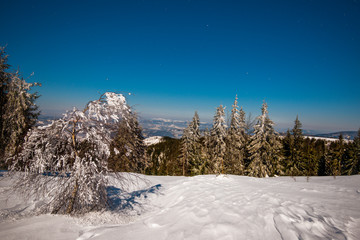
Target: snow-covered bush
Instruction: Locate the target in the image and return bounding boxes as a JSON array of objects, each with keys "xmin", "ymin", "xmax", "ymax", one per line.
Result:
[{"xmin": 8, "ymin": 92, "xmax": 135, "ymax": 215}]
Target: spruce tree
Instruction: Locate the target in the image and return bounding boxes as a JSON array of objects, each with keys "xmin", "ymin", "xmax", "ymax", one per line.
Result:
[
  {"xmin": 0, "ymin": 47, "xmax": 40, "ymax": 167},
  {"xmin": 315, "ymin": 139, "xmax": 327, "ymax": 176},
  {"xmin": 225, "ymin": 95, "xmax": 247, "ymax": 175},
  {"xmin": 325, "ymin": 134, "xmax": 344, "ymax": 178},
  {"xmin": 109, "ymin": 111, "xmax": 145, "ymax": 173},
  {"xmin": 0, "ymin": 47, "xmax": 10, "ymax": 167},
  {"xmin": 3, "ymin": 72, "xmax": 40, "ymax": 157},
  {"xmin": 188, "ymin": 111, "xmax": 202, "ymax": 175},
  {"xmin": 179, "ymin": 124, "xmax": 192, "ymax": 176},
  {"xmin": 200, "ymin": 127, "xmax": 212, "ymax": 174},
  {"xmin": 343, "ymin": 129, "xmax": 360, "ymax": 175},
  {"xmin": 247, "ymin": 101, "xmax": 282, "ymax": 177},
  {"xmin": 283, "ymin": 116, "xmax": 304, "ymax": 178},
  {"xmin": 302, "ymin": 138, "xmax": 318, "ymax": 181},
  {"xmin": 210, "ymin": 105, "xmax": 227, "ymax": 175}
]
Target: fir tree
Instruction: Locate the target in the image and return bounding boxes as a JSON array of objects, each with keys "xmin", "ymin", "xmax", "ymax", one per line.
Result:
[
  {"xmin": 302, "ymin": 138, "xmax": 318, "ymax": 181},
  {"xmin": 342, "ymin": 129, "xmax": 360, "ymax": 175},
  {"xmin": 325, "ymin": 134, "xmax": 344, "ymax": 178},
  {"xmin": 3, "ymin": 72, "xmax": 40, "ymax": 158},
  {"xmin": 0, "ymin": 47, "xmax": 40, "ymax": 167},
  {"xmin": 179, "ymin": 124, "xmax": 192, "ymax": 176},
  {"xmin": 283, "ymin": 116, "xmax": 304, "ymax": 178},
  {"xmin": 108, "ymin": 111, "xmax": 145, "ymax": 173},
  {"xmin": 188, "ymin": 111, "xmax": 202, "ymax": 175},
  {"xmin": 314, "ymin": 139, "xmax": 326, "ymax": 176},
  {"xmin": 210, "ymin": 105, "xmax": 227, "ymax": 175},
  {"xmin": 0, "ymin": 47, "xmax": 10, "ymax": 156},
  {"xmin": 247, "ymin": 101, "xmax": 282, "ymax": 177},
  {"xmin": 200, "ymin": 127, "xmax": 212, "ymax": 174},
  {"xmin": 225, "ymin": 95, "xmax": 247, "ymax": 175}
]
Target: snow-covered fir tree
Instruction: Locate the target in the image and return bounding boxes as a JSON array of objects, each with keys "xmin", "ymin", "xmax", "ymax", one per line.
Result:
[
  {"xmin": 247, "ymin": 101, "xmax": 282, "ymax": 177},
  {"xmin": 188, "ymin": 111, "xmax": 202, "ymax": 175},
  {"xmin": 225, "ymin": 95, "xmax": 247, "ymax": 175},
  {"xmin": 0, "ymin": 47, "xmax": 40, "ymax": 167},
  {"xmin": 3, "ymin": 72, "xmax": 40, "ymax": 158},
  {"xmin": 179, "ymin": 111, "xmax": 202, "ymax": 176},
  {"xmin": 209, "ymin": 105, "xmax": 227, "ymax": 175},
  {"xmin": 9, "ymin": 92, "xmax": 133, "ymax": 215},
  {"xmin": 0, "ymin": 47, "xmax": 10, "ymax": 162},
  {"xmin": 179, "ymin": 124, "xmax": 192, "ymax": 176},
  {"xmin": 108, "ymin": 110, "xmax": 145, "ymax": 173}
]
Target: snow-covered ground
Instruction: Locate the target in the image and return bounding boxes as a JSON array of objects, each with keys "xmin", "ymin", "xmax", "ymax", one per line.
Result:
[
  {"xmin": 1, "ymin": 173, "xmax": 360, "ymax": 240},
  {"xmin": 144, "ymin": 136, "xmax": 163, "ymax": 146}
]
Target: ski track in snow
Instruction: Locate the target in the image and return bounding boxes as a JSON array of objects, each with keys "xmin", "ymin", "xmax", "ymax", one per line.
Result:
[{"xmin": 0, "ymin": 174, "xmax": 360, "ymax": 240}]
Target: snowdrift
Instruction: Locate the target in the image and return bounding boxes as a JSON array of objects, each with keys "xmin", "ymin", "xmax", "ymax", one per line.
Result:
[{"xmin": 1, "ymin": 173, "xmax": 360, "ymax": 240}]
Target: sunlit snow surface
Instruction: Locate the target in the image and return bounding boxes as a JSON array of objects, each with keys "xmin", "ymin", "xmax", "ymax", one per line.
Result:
[{"xmin": 1, "ymin": 173, "xmax": 360, "ymax": 240}]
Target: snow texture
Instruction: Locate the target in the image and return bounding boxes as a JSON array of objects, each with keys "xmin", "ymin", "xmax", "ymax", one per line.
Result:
[
  {"xmin": 1, "ymin": 173, "xmax": 360, "ymax": 240},
  {"xmin": 144, "ymin": 136, "xmax": 163, "ymax": 146}
]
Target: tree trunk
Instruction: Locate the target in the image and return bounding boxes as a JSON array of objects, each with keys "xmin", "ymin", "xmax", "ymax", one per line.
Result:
[{"xmin": 67, "ymin": 180, "xmax": 78, "ymax": 214}]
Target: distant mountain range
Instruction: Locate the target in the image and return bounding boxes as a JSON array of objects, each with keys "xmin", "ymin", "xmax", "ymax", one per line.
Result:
[
  {"xmin": 140, "ymin": 118, "xmax": 212, "ymax": 138},
  {"xmin": 38, "ymin": 115, "xmax": 357, "ymax": 140},
  {"xmin": 310, "ymin": 131, "xmax": 358, "ymax": 141}
]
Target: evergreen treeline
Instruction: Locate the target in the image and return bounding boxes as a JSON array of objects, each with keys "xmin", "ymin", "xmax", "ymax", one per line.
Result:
[{"xmin": 143, "ymin": 96, "xmax": 360, "ymax": 178}]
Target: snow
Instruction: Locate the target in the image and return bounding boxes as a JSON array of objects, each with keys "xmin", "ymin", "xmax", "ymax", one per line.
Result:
[
  {"xmin": 144, "ymin": 136, "xmax": 163, "ymax": 146},
  {"xmin": 305, "ymin": 135, "xmax": 352, "ymax": 143},
  {"xmin": 1, "ymin": 173, "xmax": 360, "ymax": 240}
]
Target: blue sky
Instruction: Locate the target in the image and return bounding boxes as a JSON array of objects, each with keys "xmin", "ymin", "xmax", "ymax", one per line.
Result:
[{"xmin": 1, "ymin": 0, "xmax": 359, "ymax": 132}]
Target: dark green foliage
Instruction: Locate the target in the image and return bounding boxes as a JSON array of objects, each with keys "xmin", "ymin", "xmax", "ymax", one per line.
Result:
[
  {"xmin": 286, "ymin": 116, "xmax": 304, "ymax": 177},
  {"xmin": 108, "ymin": 113, "xmax": 145, "ymax": 173},
  {"xmin": 314, "ymin": 140, "xmax": 326, "ymax": 176},
  {"xmin": 0, "ymin": 47, "xmax": 10, "ymax": 168},
  {"xmin": 301, "ymin": 138, "xmax": 318, "ymax": 180},
  {"xmin": 325, "ymin": 135, "xmax": 344, "ymax": 178},
  {"xmin": 342, "ymin": 129, "xmax": 360, "ymax": 175},
  {"xmin": 145, "ymin": 137, "xmax": 182, "ymax": 176}
]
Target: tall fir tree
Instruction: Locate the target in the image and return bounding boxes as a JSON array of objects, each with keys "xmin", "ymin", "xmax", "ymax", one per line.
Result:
[
  {"xmin": 200, "ymin": 127, "xmax": 212, "ymax": 174},
  {"xmin": 343, "ymin": 129, "xmax": 360, "ymax": 175},
  {"xmin": 108, "ymin": 110, "xmax": 145, "ymax": 173},
  {"xmin": 247, "ymin": 101, "xmax": 282, "ymax": 177},
  {"xmin": 302, "ymin": 138, "xmax": 318, "ymax": 181},
  {"xmin": 225, "ymin": 95, "xmax": 247, "ymax": 175},
  {"xmin": 325, "ymin": 134, "xmax": 344, "ymax": 178},
  {"xmin": 284, "ymin": 116, "xmax": 304, "ymax": 177},
  {"xmin": 179, "ymin": 124, "xmax": 192, "ymax": 176},
  {"xmin": 0, "ymin": 47, "xmax": 10, "ymax": 167},
  {"xmin": 0, "ymin": 47, "xmax": 40, "ymax": 167},
  {"xmin": 188, "ymin": 111, "xmax": 202, "ymax": 175},
  {"xmin": 210, "ymin": 105, "xmax": 227, "ymax": 175},
  {"xmin": 314, "ymin": 139, "xmax": 327, "ymax": 176}
]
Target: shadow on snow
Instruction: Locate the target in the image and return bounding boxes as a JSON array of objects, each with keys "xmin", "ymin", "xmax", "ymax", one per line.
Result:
[{"xmin": 106, "ymin": 184, "xmax": 162, "ymax": 212}]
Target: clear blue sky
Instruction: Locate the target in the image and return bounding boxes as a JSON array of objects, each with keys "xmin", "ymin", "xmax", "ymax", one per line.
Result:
[{"xmin": 1, "ymin": 0, "xmax": 359, "ymax": 132}]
